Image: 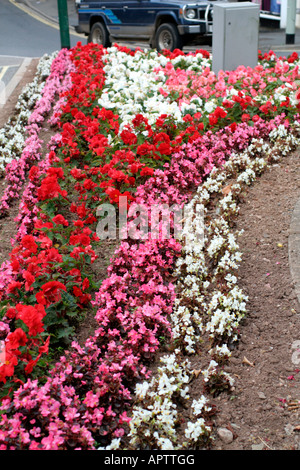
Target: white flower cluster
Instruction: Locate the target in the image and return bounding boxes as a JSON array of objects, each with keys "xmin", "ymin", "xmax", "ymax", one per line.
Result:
[
  {"xmin": 204, "ymin": 99, "xmax": 217, "ymax": 114},
  {"xmin": 171, "ymin": 52, "xmax": 211, "ymax": 72},
  {"xmin": 116, "ymin": 350, "xmax": 215, "ymax": 451},
  {"xmin": 168, "ymin": 120, "xmax": 300, "ymax": 399},
  {"xmin": 209, "ymin": 343, "xmax": 232, "ymax": 364},
  {"xmin": 127, "ymin": 352, "xmax": 191, "ymax": 450},
  {"xmin": 171, "ymin": 174, "xmax": 245, "ymax": 353},
  {"xmin": 201, "ymin": 359, "xmax": 235, "ymax": 392},
  {"xmin": 270, "ymin": 80, "xmax": 300, "ymax": 107},
  {"xmin": 184, "ymin": 396, "xmax": 213, "ymax": 446},
  {"xmin": 98, "ymin": 47, "xmax": 210, "ymax": 131},
  {"xmin": 122, "ymin": 351, "xmax": 215, "ymax": 450},
  {"xmin": 269, "ymin": 123, "xmax": 289, "ymax": 141},
  {"xmin": 94, "ymin": 49, "xmax": 300, "ymax": 449},
  {"xmin": 0, "ymin": 52, "xmax": 57, "ymax": 175},
  {"xmin": 170, "ymin": 200, "xmax": 208, "ymax": 354},
  {"xmin": 206, "ymin": 286, "xmax": 247, "ymax": 341}
]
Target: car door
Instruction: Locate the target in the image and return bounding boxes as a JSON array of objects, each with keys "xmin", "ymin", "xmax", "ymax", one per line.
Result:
[
  {"xmin": 77, "ymin": 0, "xmax": 125, "ymax": 36},
  {"xmin": 101, "ymin": 0, "xmax": 125, "ymax": 37},
  {"xmin": 120, "ymin": 0, "xmax": 157, "ymax": 39}
]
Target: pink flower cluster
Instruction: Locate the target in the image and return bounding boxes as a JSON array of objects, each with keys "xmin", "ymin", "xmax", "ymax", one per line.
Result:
[{"xmin": 158, "ymin": 56, "xmax": 300, "ymax": 107}]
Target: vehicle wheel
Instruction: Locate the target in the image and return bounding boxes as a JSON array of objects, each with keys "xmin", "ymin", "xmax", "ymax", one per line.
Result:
[
  {"xmin": 88, "ymin": 22, "xmax": 111, "ymax": 47},
  {"xmin": 155, "ymin": 23, "xmax": 182, "ymax": 52}
]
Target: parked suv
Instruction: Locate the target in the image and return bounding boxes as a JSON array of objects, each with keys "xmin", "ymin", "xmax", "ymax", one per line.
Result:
[{"xmin": 75, "ymin": 0, "xmax": 225, "ymax": 52}]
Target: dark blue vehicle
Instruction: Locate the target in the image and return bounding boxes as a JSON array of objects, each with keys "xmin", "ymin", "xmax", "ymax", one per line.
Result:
[{"xmin": 75, "ymin": 0, "xmax": 224, "ymax": 52}]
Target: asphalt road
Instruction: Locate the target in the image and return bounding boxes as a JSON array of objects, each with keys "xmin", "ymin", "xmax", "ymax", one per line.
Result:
[{"xmin": 0, "ymin": 0, "xmax": 82, "ymax": 57}]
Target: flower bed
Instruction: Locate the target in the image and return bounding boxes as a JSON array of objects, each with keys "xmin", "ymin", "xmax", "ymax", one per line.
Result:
[{"xmin": 0, "ymin": 43, "xmax": 299, "ymax": 449}]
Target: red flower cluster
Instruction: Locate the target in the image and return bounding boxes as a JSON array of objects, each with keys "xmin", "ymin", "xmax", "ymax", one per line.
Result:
[
  {"xmin": 35, "ymin": 280, "xmax": 67, "ymax": 307},
  {"xmin": 37, "ymin": 167, "xmax": 67, "ymax": 201},
  {"xmin": 208, "ymin": 106, "xmax": 228, "ymax": 126},
  {"xmin": 0, "ymin": 302, "xmax": 49, "ymax": 383}
]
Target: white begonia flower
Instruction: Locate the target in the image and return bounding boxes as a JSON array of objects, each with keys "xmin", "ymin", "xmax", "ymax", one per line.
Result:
[
  {"xmin": 204, "ymin": 100, "xmax": 216, "ymax": 114},
  {"xmin": 191, "ymin": 395, "xmax": 211, "ymax": 416},
  {"xmin": 98, "ymin": 438, "xmax": 121, "ymax": 450},
  {"xmin": 184, "ymin": 418, "xmax": 211, "ymax": 442},
  {"xmin": 135, "ymin": 381, "xmax": 150, "ymax": 399}
]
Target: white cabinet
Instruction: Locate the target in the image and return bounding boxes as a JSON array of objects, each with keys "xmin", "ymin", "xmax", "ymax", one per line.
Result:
[{"xmin": 212, "ymin": 2, "xmax": 260, "ymax": 74}]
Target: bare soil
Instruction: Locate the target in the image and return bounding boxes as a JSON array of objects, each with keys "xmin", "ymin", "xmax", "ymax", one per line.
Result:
[{"xmin": 210, "ymin": 150, "xmax": 300, "ymax": 450}]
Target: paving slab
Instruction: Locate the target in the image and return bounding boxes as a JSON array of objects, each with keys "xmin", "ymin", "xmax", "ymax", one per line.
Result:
[{"xmin": 0, "ymin": 56, "xmax": 33, "ymax": 108}]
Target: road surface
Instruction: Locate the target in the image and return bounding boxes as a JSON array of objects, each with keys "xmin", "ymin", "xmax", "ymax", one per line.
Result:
[
  {"xmin": 0, "ymin": 0, "xmax": 84, "ymax": 107},
  {"xmin": 0, "ymin": 0, "xmax": 83, "ymax": 57}
]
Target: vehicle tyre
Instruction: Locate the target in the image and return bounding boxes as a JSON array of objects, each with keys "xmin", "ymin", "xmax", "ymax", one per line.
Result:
[
  {"xmin": 88, "ymin": 22, "xmax": 111, "ymax": 47},
  {"xmin": 155, "ymin": 23, "xmax": 182, "ymax": 52}
]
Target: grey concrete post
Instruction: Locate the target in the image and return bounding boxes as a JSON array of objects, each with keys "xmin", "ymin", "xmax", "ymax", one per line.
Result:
[
  {"xmin": 212, "ymin": 2, "xmax": 259, "ymax": 75},
  {"xmin": 286, "ymin": 0, "xmax": 297, "ymax": 44}
]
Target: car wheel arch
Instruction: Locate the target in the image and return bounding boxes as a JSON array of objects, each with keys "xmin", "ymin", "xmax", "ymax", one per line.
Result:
[
  {"xmin": 155, "ymin": 13, "xmax": 178, "ymax": 30},
  {"xmin": 89, "ymin": 15, "xmax": 107, "ymax": 29},
  {"xmin": 153, "ymin": 13, "xmax": 179, "ymax": 49},
  {"xmin": 155, "ymin": 22, "xmax": 182, "ymax": 52},
  {"xmin": 88, "ymin": 20, "xmax": 111, "ymax": 47}
]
